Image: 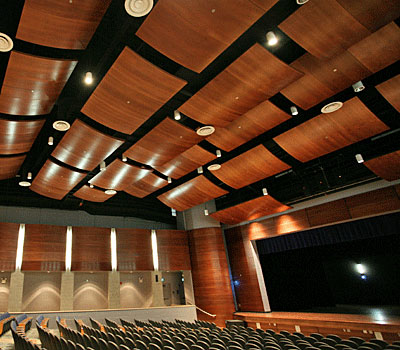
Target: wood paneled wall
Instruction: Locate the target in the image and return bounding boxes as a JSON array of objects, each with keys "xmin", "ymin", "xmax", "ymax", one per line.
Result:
[
  {"xmin": 224, "ymin": 185, "xmax": 400, "ymax": 312},
  {"xmin": 157, "ymin": 230, "xmax": 191, "ymax": 271},
  {"xmin": 0, "ymin": 223, "xmax": 19, "ymax": 271},
  {"xmin": 22, "ymin": 224, "xmax": 66, "ymax": 271},
  {"xmin": 188, "ymin": 227, "xmax": 236, "ymax": 327}
]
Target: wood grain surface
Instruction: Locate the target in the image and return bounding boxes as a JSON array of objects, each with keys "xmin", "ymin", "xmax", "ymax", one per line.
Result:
[
  {"xmin": 73, "ymin": 185, "xmax": 116, "ymax": 202},
  {"xmin": 376, "ymin": 73, "xmax": 400, "ymax": 112},
  {"xmin": 0, "ymin": 155, "xmax": 26, "ymax": 180},
  {"xmin": 157, "ymin": 230, "xmax": 191, "ymax": 271}
]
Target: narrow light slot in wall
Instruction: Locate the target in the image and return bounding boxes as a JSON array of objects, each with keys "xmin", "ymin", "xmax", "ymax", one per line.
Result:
[
  {"xmin": 151, "ymin": 229, "xmax": 159, "ymax": 271},
  {"xmin": 111, "ymin": 228, "xmax": 117, "ymax": 271},
  {"xmin": 15, "ymin": 224, "xmax": 25, "ymax": 271},
  {"xmin": 65, "ymin": 226, "xmax": 72, "ymax": 271}
]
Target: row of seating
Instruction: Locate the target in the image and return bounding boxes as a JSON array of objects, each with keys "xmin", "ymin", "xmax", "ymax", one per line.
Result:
[
  {"xmin": 11, "ymin": 321, "xmax": 41, "ymax": 350},
  {"xmin": 15, "ymin": 314, "xmax": 33, "ymax": 333},
  {"xmin": 0, "ymin": 312, "xmax": 14, "ymax": 336},
  {"xmin": 36, "ymin": 315, "xmax": 50, "ymax": 329}
]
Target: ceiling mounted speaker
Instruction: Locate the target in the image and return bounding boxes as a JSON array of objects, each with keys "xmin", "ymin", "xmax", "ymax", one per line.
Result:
[
  {"xmin": 321, "ymin": 101, "xmax": 343, "ymax": 114},
  {"xmin": 196, "ymin": 125, "xmax": 215, "ymax": 136},
  {"xmin": 125, "ymin": 0, "xmax": 154, "ymax": 17},
  {"xmin": 0, "ymin": 33, "xmax": 13, "ymax": 52},
  {"xmin": 53, "ymin": 120, "xmax": 70, "ymax": 131}
]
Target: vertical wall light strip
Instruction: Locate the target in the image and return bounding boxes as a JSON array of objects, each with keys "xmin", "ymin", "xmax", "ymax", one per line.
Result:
[
  {"xmin": 151, "ymin": 229, "xmax": 159, "ymax": 271},
  {"xmin": 65, "ymin": 226, "xmax": 72, "ymax": 271},
  {"xmin": 15, "ymin": 224, "xmax": 25, "ymax": 271},
  {"xmin": 111, "ymin": 228, "xmax": 117, "ymax": 271}
]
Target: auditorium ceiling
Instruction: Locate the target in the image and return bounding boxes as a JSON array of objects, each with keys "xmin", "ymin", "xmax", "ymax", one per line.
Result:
[{"xmin": 0, "ymin": 0, "xmax": 399, "ymax": 225}]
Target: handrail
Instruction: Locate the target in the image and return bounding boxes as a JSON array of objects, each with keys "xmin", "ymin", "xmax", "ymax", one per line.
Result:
[{"xmin": 187, "ymin": 302, "xmax": 216, "ymax": 318}]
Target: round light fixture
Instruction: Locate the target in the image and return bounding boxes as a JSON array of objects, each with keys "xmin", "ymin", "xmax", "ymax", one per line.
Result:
[
  {"xmin": 0, "ymin": 33, "xmax": 13, "ymax": 52},
  {"xmin": 296, "ymin": 0, "xmax": 309, "ymax": 4},
  {"xmin": 19, "ymin": 181, "xmax": 31, "ymax": 187},
  {"xmin": 105, "ymin": 189, "xmax": 117, "ymax": 195},
  {"xmin": 53, "ymin": 120, "xmax": 70, "ymax": 131},
  {"xmin": 321, "ymin": 101, "xmax": 343, "ymax": 114},
  {"xmin": 125, "ymin": 0, "xmax": 154, "ymax": 17},
  {"xmin": 196, "ymin": 125, "xmax": 215, "ymax": 136},
  {"xmin": 207, "ymin": 164, "xmax": 221, "ymax": 171}
]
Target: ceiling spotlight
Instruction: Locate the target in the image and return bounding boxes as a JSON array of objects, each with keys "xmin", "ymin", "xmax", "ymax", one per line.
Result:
[
  {"xmin": 216, "ymin": 150, "xmax": 222, "ymax": 158},
  {"xmin": 352, "ymin": 81, "xmax": 365, "ymax": 93},
  {"xmin": 262, "ymin": 188, "xmax": 268, "ymax": 196},
  {"xmin": 197, "ymin": 166, "xmax": 203, "ymax": 174},
  {"xmin": 100, "ymin": 161, "xmax": 106, "ymax": 171},
  {"xmin": 171, "ymin": 208, "xmax": 177, "ymax": 217},
  {"xmin": 321, "ymin": 101, "xmax": 343, "ymax": 114},
  {"xmin": 53, "ymin": 120, "xmax": 70, "ymax": 131},
  {"xmin": 19, "ymin": 180, "xmax": 31, "ymax": 187},
  {"xmin": 204, "ymin": 209, "xmax": 209, "ymax": 216},
  {"xmin": 167, "ymin": 176, "xmax": 172, "ymax": 184},
  {"xmin": 355, "ymin": 154, "xmax": 364, "ymax": 163},
  {"xmin": 174, "ymin": 110, "xmax": 181, "ymax": 121},
  {"xmin": 48, "ymin": 136, "xmax": 54, "ymax": 146},
  {"xmin": 196, "ymin": 126, "xmax": 215, "ymax": 136},
  {"xmin": 266, "ymin": 31, "xmax": 278, "ymax": 46},
  {"xmin": 290, "ymin": 106, "xmax": 299, "ymax": 116},
  {"xmin": 84, "ymin": 72, "xmax": 93, "ymax": 85},
  {"xmin": 27, "ymin": 172, "xmax": 32, "ymax": 180},
  {"xmin": 105, "ymin": 189, "xmax": 117, "ymax": 195},
  {"xmin": 207, "ymin": 164, "xmax": 221, "ymax": 171},
  {"xmin": 122, "ymin": 155, "xmax": 127, "ymax": 162},
  {"xmin": 0, "ymin": 33, "xmax": 13, "ymax": 52},
  {"xmin": 89, "ymin": 184, "xmax": 94, "ymax": 188},
  {"xmin": 125, "ymin": 0, "xmax": 154, "ymax": 17}
]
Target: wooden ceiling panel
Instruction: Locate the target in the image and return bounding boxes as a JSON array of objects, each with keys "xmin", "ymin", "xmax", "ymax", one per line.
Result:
[
  {"xmin": 16, "ymin": 0, "xmax": 111, "ymax": 49},
  {"xmin": 210, "ymin": 195, "xmax": 292, "ymax": 225},
  {"xmin": 207, "ymin": 100, "xmax": 291, "ymax": 151},
  {"xmin": 274, "ymin": 97, "xmax": 390, "ymax": 163},
  {"xmin": 364, "ymin": 151, "xmax": 400, "ymax": 181},
  {"xmin": 212, "ymin": 145, "xmax": 290, "ymax": 189},
  {"xmin": 155, "ymin": 145, "xmax": 217, "ymax": 179},
  {"xmin": 0, "ymin": 119, "xmax": 45, "ymax": 155},
  {"xmin": 376, "ymin": 74, "xmax": 400, "ymax": 112},
  {"xmin": 124, "ymin": 118, "xmax": 203, "ymax": 167},
  {"xmin": 136, "ymin": 0, "xmax": 278, "ymax": 73},
  {"xmin": 124, "ymin": 173, "xmax": 168, "ymax": 198},
  {"xmin": 180, "ymin": 44, "xmax": 302, "ymax": 127},
  {"xmin": 30, "ymin": 160, "xmax": 87, "ymax": 200},
  {"xmin": 73, "ymin": 185, "xmax": 115, "ymax": 203},
  {"xmin": 0, "ymin": 52, "xmax": 77, "ymax": 116},
  {"xmin": 0, "ymin": 155, "xmax": 26, "ymax": 180},
  {"xmin": 348, "ymin": 22, "xmax": 400, "ymax": 73},
  {"xmin": 89, "ymin": 160, "xmax": 149, "ymax": 191},
  {"xmin": 157, "ymin": 175, "xmax": 228, "ymax": 211},
  {"xmin": 81, "ymin": 47, "xmax": 186, "ymax": 134},
  {"xmin": 279, "ymin": 0, "xmax": 371, "ymax": 59},
  {"xmin": 51, "ymin": 120, "xmax": 124, "ymax": 171}
]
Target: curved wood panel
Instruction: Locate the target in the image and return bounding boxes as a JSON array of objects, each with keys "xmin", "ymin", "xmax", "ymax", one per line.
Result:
[
  {"xmin": 0, "ymin": 155, "xmax": 26, "ymax": 180},
  {"xmin": 157, "ymin": 175, "xmax": 228, "ymax": 211},
  {"xmin": 124, "ymin": 118, "xmax": 203, "ymax": 167},
  {"xmin": 213, "ymin": 145, "xmax": 290, "ymax": 189},
  {"xmin": 282, "ymin": 51, "xmax": 371, "ymax": 110},
  {"xmin": 0, "ymin": 52, "xmax": 77, "ymax": 116},
  {"xmin": 207, "ymin": 100, "xmax": 291, "ymax": 151},
  {"xmin": 72, "ymin": 226, "xmax": 111, "ymax": 271},
  {"xmin": 189, "ymin": 227, "xmax": 236, "ymax": 327},
  {"xmin": 73, "ymin": 185, "xmax": 115, "ymax": 203},
  {"xmin": 22, "ymin": 224, "xmax": 66, "ymax": 271},
  {"xmin": 279, "ymin": 0, "xmax": 371, "ymax": 59},
  {"xmin": 211, "ymin": 195, "xmax": 291, "ymax": 225},
  {"xmin": 0, "ymin": 223, "xmax": 19, "ymax": 271},
  {"xmin": 155, "ymin": 145, "xmax": 217, "ymax": 179},
  {"xmin": 116, "ymin": 228, "xmax": 153, "ymax": 271},
  {"xmin": 348, "ymin": 22, "xmax": 400, "ymax": 73},
  {"xmin": 274, "ymin": 97, "xmax": 390, "ymax": 163},
  {"xmin": 376, "ymin": 74, "xmax": 400, "ymax": 112},
  {"xmin": 137, "ymin": 0, "xmax": 278, "ymax": 73},
  {"xmin": 0, "ymin": 119, "xmax": 45, "ymax": 155},
  {"xmin": 364, "ymin": 151, "xmax": 400, "ymax": 181},
  {"xmin": 157, "ymin": 230, "xmax": 191, "ymax": 271},
  {"xmin": 180, "ymin": 44, "xmax": 302, "ymax": 127},
  {"xmin": 52, "ymin": 120, "xmax": 124, "ymax": 171},
  {"xmin": 81, "ymin": 47, "xmax": 187, "ymax": 134},
  {"xmin": 124, "ymin": 172, "xmax": 168, "ymax": 198},
  {"xmin": 30, "ymin": 160, "xmax": 87, "ymax": 200},
  {"xmin": 16, "ymin": 0, "xmax": 111, "ymax": 50},
  {"xmin": 89, "ymin": 160, "xmax": 148, "ymax": 191}
]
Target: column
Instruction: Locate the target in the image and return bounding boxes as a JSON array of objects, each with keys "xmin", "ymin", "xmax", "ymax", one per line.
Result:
[
  {"xmin": 8, "ymin": 271, "xmax": 24, "ymax": 312},
  {"xmin": 60, "ymin": 271, "xmax": 74, "ymax": 310},
  {"xmin": 108, "ymin": 271, "xmax": 121, "ymax": 309}
]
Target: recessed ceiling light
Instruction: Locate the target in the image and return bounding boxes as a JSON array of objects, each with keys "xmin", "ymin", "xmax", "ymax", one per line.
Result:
[
  {"xmin": 105, "ymin": 189, "xmax": 117, "ymax": 195},
  {"xmin": 125, "ymin": 0, "xmax": 154, "ymax": 17},
  {"xmin": 53, "ymin": 120, "xmax": 70, "ymax": 131},
  {"xmin": 0, "ymin": 33, "xmax": 13, "ymax": 52},
  {"xmin": 321, "ymin": 101, "xmax": 343, "ymax": 114},
  {"xmin": 207, "ymin": 164, "xmax": 221, "ymax": 171},
  {"xmin": 266, "ymin": 31, "xmax": 278, "ymax": 46},
  {"xmin": 84, "ymin": 72, "xmax": 93, "ymax": 85},
  {"xmin": 196, "ymin": 125, "xmax": 215, "ymax": 136},
  {"xmin": 296, "ymin": 0, "xmax": 309, "ymax": 4},
  {"xmin": 19, "ymin": 181, "xmax": 31, "ymax": 187}
]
